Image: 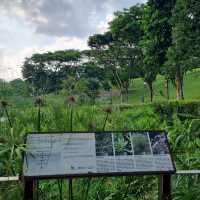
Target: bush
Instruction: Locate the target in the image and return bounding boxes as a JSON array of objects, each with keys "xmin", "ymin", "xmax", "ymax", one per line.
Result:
[{"xmin": 153, "ymin": 101, "xmax": 200, "ymax": 120}]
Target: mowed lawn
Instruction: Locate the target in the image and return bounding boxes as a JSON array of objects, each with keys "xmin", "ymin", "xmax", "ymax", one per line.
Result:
[{"xmin": 127, "ymin": 70, "xmax": 200, "ymax": 104}]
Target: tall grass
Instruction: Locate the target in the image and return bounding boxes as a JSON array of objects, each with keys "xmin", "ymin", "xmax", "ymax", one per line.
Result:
[{"xmin": 0, "ymin": 99, "xmax": 200, "ymax": 200}]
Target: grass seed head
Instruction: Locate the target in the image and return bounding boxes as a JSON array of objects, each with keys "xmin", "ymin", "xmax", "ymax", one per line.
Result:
[
  {"xmin": 68, "ymin": 96, "xmax": 76, "ymax": 104},
  {"xmin": 35, "ymin": 96, "xmax": 45, "ymax": 107},
  {"xmin": 0, "ymin": 100, "xmax": 9, "ymax": 108},
  {"xmin": 103, "ymin": 107, "xmax": 113, "ymax": 114}
]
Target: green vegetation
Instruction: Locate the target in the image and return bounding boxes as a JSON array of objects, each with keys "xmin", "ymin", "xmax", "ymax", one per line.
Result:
[
  {"xmin": 128, "ymin": 70, "xmax": 200, "ymax": 103},
  {"xmin": 1, "ymin": 70, "xmax": 199, "ymax": 108},
  {"xmin": 0, "ymin": 99, "xmax": 200, "ymax": 199},
  {"xmin": 1, "ymin": 0, "xmax": 200, "ymax": 199},
  {"xmin": 17, "ymin": 0, "xmax": 200, "ymax": 103}
]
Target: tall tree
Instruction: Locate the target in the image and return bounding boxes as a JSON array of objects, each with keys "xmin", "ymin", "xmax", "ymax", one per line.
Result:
[
  {"xmin": 141, "ymin": 0, "xmax": 175, "ymax": 102},
  {"xmin": 109, "ymin": 5, "xmax": 144, "ymax": 101},
  {"xmin": 165, "ymin": 0, "xmax": 200, "ymax": 100},
  {"xmin": 88, "ymin": 37, "xmax": 141, "ymax": 102},
  {"xmin": 88, "ymin": 6, "xmax": 144, "ymax": 102},
  {"xmin": 110, "ymin": 5, "xmax": 144, "ymax": 46}
]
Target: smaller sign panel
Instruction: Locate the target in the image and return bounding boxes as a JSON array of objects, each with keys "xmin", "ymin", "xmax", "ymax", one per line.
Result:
[{"xmin": 23, "ymin": 131, "xmax": 175, "ymax": 178}]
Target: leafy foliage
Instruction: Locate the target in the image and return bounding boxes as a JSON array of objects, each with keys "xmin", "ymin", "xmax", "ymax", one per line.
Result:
[{"xmin": 1, "ymin": 98, "xmax": 200, "ymax": 199}]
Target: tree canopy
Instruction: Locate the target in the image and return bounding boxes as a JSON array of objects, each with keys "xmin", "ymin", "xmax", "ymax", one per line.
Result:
[{"xmin": 21, "ymin": 0, "xmax": 200, "ymax": 102}]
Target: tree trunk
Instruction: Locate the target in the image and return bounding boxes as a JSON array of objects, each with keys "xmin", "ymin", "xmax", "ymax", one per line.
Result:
[
  {"xmin": 164, "ymin": 78, "xmax": 170, "ymax": 101},
  {"xmin": 119, "ymin": 90, "xmax": 123, "ymax": 104},
  {"xmin": 121, "ymin": 89, "xmax": 125, "ymax": 103},
  {"xmin": 125, "ymin": 82, "xmax": 129, "ymax": 103},
  {"xmin": 181, "ymin": 80, "xmax": 184, "ymax": 100},
  {"xmin": 110, "ymin": 90, "xmax": 113, "ymax": 105},
  {"xmin": 111, "ymin": 70, "xmax": 123, "ymax": 103},
  {"xmin": 175, "ymin": 68, "xmax": 184, "ymax": 100},
  {"xmin": 148, "ymin": 82, "xmax": 153, "ymax": 102},
  {"xmin": 126, "ymin": 88, "xmax": 129, "ymax": 103}
]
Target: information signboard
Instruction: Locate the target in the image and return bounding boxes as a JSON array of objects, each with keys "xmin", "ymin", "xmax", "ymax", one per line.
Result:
[{"xmin": 23, "ymin": 131, "xmax": 175, "ymax": 178}]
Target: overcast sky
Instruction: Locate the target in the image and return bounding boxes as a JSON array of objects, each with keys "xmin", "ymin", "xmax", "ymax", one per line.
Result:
[{"xmin": 0, "ymin": 0, "xmax": 146, "ymax": 80}]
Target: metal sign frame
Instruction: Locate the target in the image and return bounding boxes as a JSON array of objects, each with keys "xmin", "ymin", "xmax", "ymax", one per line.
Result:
[{"xmin": 23, "ymin": 130, "xmax": 176, "ymax": 180}]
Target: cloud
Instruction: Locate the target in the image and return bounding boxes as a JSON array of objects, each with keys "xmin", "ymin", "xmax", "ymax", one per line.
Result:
[
  {"xmin": 0, "ymin": 36, "xmax": 88, "ymax": 80},
  {"xmin": 0, "ymin": 49, "xmax": 21, "ymax": 80},
  {"xmin": 0, "ymin": 0, "xmax": 146, "ymax": 38},
  {"xmin": 0, "ymin": 0, "xmax": 147, "ymax": 80}
]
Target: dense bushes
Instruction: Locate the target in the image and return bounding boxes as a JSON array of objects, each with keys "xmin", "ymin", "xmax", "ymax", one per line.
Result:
[{"xmin": 153, "ymin": 101, "xmax": 200, "ymax": 117}]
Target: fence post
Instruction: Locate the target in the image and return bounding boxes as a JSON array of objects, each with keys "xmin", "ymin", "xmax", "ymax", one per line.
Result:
[
  {"xmin": 24, "ymin": 178, "xmax": 35, "ymax": 200},
  {"xmin": 158, "ymin": 175, "xmax": 171, "ymax": 200}
]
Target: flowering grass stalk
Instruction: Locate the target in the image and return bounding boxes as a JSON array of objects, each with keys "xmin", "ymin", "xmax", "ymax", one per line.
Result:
[
  {"xmin": 1, "ymin": 100, "xmax": 12, "ymax": 129},
  {"xmin": 102, "ymin": 107, "xmax": 112, "ymax": 131},
  {"xmin": 68, "ymin": 96, "xmax": 76, "ymax": 131},
  {"xmin": 35, "ymin": 97, "xmax": 45, "ymax": 132}
]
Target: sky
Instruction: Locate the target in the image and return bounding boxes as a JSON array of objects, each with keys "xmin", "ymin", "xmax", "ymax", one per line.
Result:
[{"xmin": 0, "ymin": 0, "xmax": 146, "ymax": 81}]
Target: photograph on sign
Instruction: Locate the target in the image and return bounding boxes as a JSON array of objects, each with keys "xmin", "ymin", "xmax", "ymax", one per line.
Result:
[{"xmin": 23, "ymin": 131, "xmax": 175, "ymax": 178}]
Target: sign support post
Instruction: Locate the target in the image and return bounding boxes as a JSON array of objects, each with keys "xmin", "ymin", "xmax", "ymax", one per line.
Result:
[
  {"xmin": 69, "ymin": 178, "xmax": 73, "ymax": 200},
  {"xmin": 24, "ymin": 179, "xmax": 35, "ymax": 200},
  {"xmin": 158, "ymin": 175, "xmax": 171, "ymax": 200}
]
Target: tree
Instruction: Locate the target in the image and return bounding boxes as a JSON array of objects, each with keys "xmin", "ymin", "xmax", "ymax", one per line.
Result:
[
  {"xmin": 88, "ymin": 32, "xmax": 113, "ymax": 50},
  {"xmin": 10, "ymin": 79, "xmax": 29, "ymax": 96},
  {"xmin": 62, "ymin": 76, "xmax": 78, "ymax": 96},
  {"xmin": 0, "ymin": 79, "xmax": 12, "ymax": 98},
  {"xmin": 87, "ymin": 40, "xmax": 141, "ymax": 102},
  {"xmin": 85, "ymin": 78, "xmax": 101, "ymax": 104},
  {"xmin": 165, "ymin": 0, "xmax": 200, "ymax": 100},
  {"xmin": 141, "ymin": 0, "xmax": 175, "ymax": 102},
  {"xmin": 88, "ymin": 5, "xmax": 144, "ymax": 103},
  {"xmin": 0, "ymin": 78, "xmax": 29, "ymax": 98},
  {"xmin": 82, "ymin": 61, "xmax": 111, "ymax": 91},
  {"xmin": 22, "ymin": 50, "xmax": 81, "ymax": 95},
  {"xmin": 61, "ymin": 61, "xmax": 111, "ymax": 102},
  {"xmin": 107, "ymin": 43, "xmax": 142, "ymax": 102},
  {"xmin": 110, "ymin": 4, "xmax": 144, "ymax": 46},
  {"xmin": 108, "ymin": 5, "xmax": 144, "ymax": 102}
]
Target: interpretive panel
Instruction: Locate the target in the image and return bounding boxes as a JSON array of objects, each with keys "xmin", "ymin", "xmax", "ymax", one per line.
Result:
[{"xmin": 23, "ymin": 131, "xmax": 175, "ymax": 178}]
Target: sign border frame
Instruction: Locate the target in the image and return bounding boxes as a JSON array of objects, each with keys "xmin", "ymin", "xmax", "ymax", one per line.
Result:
[{"xmin": 23, "ymin": 130, "xmax": 176, "ymax": 180}]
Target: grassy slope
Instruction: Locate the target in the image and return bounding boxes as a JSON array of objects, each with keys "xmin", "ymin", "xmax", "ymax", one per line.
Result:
[
  {"xmin": 127, "ymin": 70, "xmax": 200, "ymax": 104},
  {"xmin": 3, "ymin": 70, "xmax": 200, "ymax": 108}
]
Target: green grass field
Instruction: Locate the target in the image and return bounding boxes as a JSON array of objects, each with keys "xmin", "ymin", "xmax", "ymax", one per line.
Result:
[
  {"xmin": 127, "ymin": 70, "xmax": 200, "ymax": 104},
  {"xmin": 2, "ymin": 70, "xmax": 200, "ymax": 109}
]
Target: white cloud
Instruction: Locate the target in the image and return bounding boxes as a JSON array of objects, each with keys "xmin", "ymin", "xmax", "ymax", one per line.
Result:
[
  {"xmin": 0, "ymin": 0, "xmax": 146, "ymax": 38},
  {"xmin": 0, "ymin": 36, "xmax": 88, "ymax": 80},
  {"xmin": 97, "ymin": 14, "xmax": 114, "ymax": 33},
  {"xmin": 0, "ymin": 0, "xmax": 147, "ymax": 80}
]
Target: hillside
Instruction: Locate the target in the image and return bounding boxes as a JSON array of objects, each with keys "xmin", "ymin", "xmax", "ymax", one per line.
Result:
[
  {"xmin": 1, "ymin": 70, "xmax": 200, "ymax": 109},
  {"xmin": 126, "ymin": 70, "xmax": 200, "ymax": 104}
]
